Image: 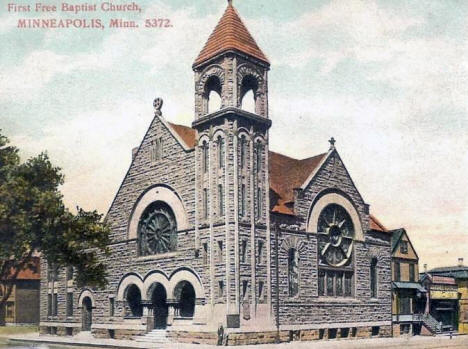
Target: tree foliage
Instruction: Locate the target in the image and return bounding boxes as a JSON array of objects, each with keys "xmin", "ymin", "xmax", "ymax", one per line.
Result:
[{"xmin": 0, "ymin": 131, "xmax": 110, "ymax": 309}]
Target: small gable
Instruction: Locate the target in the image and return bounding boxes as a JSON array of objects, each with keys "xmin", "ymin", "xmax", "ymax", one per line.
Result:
[{"xmin": 391, "ymin": 229, "xmax": 419, "ymax": 260}]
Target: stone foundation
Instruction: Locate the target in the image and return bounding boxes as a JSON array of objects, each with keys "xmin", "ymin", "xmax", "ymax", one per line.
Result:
[
  {"xmin": 40, "ymin": 325, "xmax": 79, "ymax": 337},
  {"xmin": 167, "ymin": 325, "xmax": 392, "ymax": 346},
  {"xmin": 40, "ymin": 324, "xmax": 391, "ymax": 345},
  {"xmin": 93, "ymin": 328, "xmax": 146, "ymax": 340}
]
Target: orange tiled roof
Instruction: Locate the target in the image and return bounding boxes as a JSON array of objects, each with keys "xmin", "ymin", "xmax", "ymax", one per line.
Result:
[
  {"xmin": 168, "ymin": 122, "xmax": 197, "ymax": 148},
  {"xmin": 193, "ymin": 2, "xmax": 269, "ymax": 67},
  {"xmin": 269, "ymin": 151, "xmax": 327, "ymax": 215},
  {"xmin": 168, "ymin": 124, "xmax": 324, "ymax": 215},
  {"xmin": 370, "ymin": 215, "xmax": 387, "ymax": 232},
  {"xmin": 168, "ymin": 125, "xmax": 383, "ymax": 224}
]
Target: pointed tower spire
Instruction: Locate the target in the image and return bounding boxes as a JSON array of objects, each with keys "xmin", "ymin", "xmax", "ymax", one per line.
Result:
[{"xmin": 193, "ymin": 1, "xmax": 269, "ymax": 67}]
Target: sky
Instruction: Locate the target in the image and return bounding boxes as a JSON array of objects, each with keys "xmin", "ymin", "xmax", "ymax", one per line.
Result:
[{"xmin": 1, "ymin": 0, "xmax": 467, "ymax": 269}]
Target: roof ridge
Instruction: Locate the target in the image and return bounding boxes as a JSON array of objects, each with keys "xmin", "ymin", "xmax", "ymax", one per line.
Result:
[{"xmin": 269, "ymin": 150, "xmax": 326, "ymax": 162}]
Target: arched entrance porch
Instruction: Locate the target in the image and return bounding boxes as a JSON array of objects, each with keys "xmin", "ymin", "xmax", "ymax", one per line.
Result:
[
  {"xmin": 151, "ymin": 283, "xmax": 168, "ymax": 329},
  {"xmin": 174, "ymin": 280, "xmax": 195, "ymax": 318},
  {"xmin": 82, "ymin": 297, "xmax": 92, "ymax": 331}
]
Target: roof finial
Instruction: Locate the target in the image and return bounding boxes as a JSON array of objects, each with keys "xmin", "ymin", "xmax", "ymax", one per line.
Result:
[
  {"xmin": 228, "ymin": 0, "xmax": 233, "ymax": 6},
  {"xmin": 153, "ymin": 97, "xmax": 163, "ymax": 116},
  {"xmin": 328, "ymin": 137, "xmax": 336, "ymax": 150}
]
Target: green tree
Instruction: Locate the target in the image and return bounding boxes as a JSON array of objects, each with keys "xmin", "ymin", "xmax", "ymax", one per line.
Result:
[{"xmin": 0, "ymin": 131, "xmax": 110, "ymax": 312}]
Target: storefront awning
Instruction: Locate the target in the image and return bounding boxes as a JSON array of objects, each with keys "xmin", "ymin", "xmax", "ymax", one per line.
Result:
[{"xmin": 392, "ymin": 282, "xmax": 427, "ymax": 292}]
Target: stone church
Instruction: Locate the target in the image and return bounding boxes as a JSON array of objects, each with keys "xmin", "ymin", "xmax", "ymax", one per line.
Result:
[{"xmin": 40, "ymin": 1, "xmax": 393, "ymax": 344}]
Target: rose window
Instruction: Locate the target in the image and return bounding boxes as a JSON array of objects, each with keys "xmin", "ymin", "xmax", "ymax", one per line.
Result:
[
  {"xmin": 138, "ymin": 202, "xmax": 177, "ymax": 255},
  {"xmin": 317, "ymin": 204, "xmax": 354, "ymax": 267}
]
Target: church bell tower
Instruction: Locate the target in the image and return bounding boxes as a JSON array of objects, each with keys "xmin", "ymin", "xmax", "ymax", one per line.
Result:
[{"xmin": 192, "ymin": 0, "xmax": 273, "ymax": 328}]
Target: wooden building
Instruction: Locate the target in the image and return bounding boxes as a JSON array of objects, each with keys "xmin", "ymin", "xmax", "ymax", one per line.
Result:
[
  {"xmin": 0, "ymin": 257, "xmax": 40, "ymax": 326},
  {"xmin": 390, "ymin": 228, "xmax": 426, "ymax": 336},
  {"xmin": 426, "ymin": 259, "xmax": 468, "ymax": 334}
]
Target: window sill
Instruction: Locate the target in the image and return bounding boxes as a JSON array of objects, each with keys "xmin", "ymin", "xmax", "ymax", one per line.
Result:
[
  {"xmin": 315, "ymin": 296, "xmax": 356, "ymax": 302},
  {"xmin": 137, "ymin": 252, "xmax": 178, "ymax": 261}
]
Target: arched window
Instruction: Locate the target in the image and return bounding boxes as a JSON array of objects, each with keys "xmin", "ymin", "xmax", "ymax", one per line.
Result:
[
  {"xmin": 317, "ymin": 203, "xmax": 355, "ymax": 297},
  {"xmin": 240, "ymin": 136, "xmax": 247, "ymax": 169},
  {"xmin": 370, "ymin": 258, "xmax": 378, "ymax": 298},
  {"xmin": 240, "ymin": 75, "xmax": 258, "ymax": 114},
  {"xmin": 138, "ymin": 202, "xmax": 177, "ymax": 256},
  {"xmin": 203, "ymin": 188, "xmax": 208, "ymax": 220},
  {"xmin": 126, "ymin": 284, "xmax": 142, "ymax": 318},
  {"xmin": 256, "ymin": 187, "xmax": 262, "ymax": 219},
  {"xmin": 218, "ymin": 135, "xmax": 224, "ymax": 168},
  {"xmin": 288, "ymin": 248, "xmax": 299, "ymax": 297},
  {"xmin": 204, "ymin": 75, "xmax": 222, "ymax": 114},
  {"xmin": 202, "ymin": 141, "xmax": 208, "ymax": 173},
  {"xmin": 255, "ymin": 141, "xmax": 262, "ymax": 173}
]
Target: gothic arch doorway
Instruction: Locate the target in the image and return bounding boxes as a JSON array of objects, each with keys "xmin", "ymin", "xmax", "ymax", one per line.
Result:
[
  {"xmin": 151, "ymin": 283, "xmax": 168, "ymax": 329},
  {"xmin": 82, "ymin": 297, "xmax": 92, "ymax": 331},
  {"xmin": 175, "ymin": 281, "xmax": 195, "ymax": 318}
]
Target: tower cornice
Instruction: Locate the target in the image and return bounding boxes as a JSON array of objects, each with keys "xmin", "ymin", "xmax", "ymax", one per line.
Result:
[{"xmin": 192, "ymin": 107, "xmax": 271, "ymax": 130}]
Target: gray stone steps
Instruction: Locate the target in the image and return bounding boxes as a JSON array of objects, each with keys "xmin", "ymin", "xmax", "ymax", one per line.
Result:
[{"xmin": 133, "ymin": 329, "xmax": 169, "ymax": 343}]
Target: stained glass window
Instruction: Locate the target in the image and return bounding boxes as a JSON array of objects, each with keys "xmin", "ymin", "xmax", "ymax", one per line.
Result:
[{"xmin": 138, "ymin": 202, "xmax": 177, "ymax": 255}]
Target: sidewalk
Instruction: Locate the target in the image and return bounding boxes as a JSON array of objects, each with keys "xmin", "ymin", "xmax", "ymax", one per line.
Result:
[{"xmin": 8, "ymin": 332, "xmax": 468, "ymax": 349}]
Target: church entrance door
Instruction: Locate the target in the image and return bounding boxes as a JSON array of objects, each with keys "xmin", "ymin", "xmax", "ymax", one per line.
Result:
[
  {"xmin": 82, "ymin": 297, "xmax": 92, "ymax": 331},
  {"xmin": 151, "ymin": 283, "xmax": 168, "ymax": 329}
]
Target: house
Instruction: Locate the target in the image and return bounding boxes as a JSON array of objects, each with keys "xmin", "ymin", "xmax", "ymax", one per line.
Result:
[
  {"xmin": 0, "ymin": 257, "xmax": 40, "ymax": 326},
  {"xmin": 390, "ymin": 228, "xmax": 425, "ymax": 336}
]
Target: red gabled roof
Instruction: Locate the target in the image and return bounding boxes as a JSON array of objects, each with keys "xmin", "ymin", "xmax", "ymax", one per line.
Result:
[
  {"xmin": 167, "ymin": 123, "xmax": 383, "ymax": 226},
  {"xmin": 167, "ymin": 122, "xmax": 197, "ymax": 149},
  {"xmin": 193, "ymin": 2, "xmax": 269, "ymax": 67},
  {"xmin": 167, "ymin": 123, "xmax": 324, "ymax": 215},
  {"xmin": 269, "ymin": 151, "xmax": 327, "ymax": 215},
  {"xmin": 370, "ymin": 215, "xmax": 387, "ymax": 232}
]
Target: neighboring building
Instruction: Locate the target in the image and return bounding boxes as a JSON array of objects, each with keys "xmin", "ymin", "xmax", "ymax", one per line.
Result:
[
  {"xmin": 40, "ymin": 1, "xmax": 393, "ymax": 344},
  {"xmin": 390, "ymin": 228, "xmax": 425, "ymax": 336},
  {"xmin": 420, "ymin": 273, "xmax": 459, "ymax": 333},
  {"xmin": 426, "ymin": 259, "xmax": 468, "ymax": 334},
  {"xmin": 0, "ymin": 257, "xmax": 40, "ymax": 326}
]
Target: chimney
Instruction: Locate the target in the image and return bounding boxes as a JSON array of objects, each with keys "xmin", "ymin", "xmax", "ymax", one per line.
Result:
[
  {"xmin": 458, "ymin": 258, "xmax": 464, "ymax": 267},
  {"xmin": 423, "ymin": 264, "xmax": 427, "ymax": 273},
  {"xmin": 132, "ymin": 147, "xmax": 139, "ymax": 161}
]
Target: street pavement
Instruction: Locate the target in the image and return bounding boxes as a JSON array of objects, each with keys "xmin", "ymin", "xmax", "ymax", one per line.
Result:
[{"xmin": 8, "ymin": 333, "xmax": 468, "ymax": 349}]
